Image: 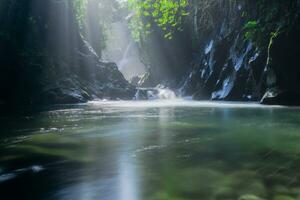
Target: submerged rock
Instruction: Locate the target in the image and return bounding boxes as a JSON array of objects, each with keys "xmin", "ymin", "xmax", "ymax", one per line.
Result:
[
  {"xmin": 239, "ymin": 194, "xmax": 265, "ymax": 200},
  {"xmin": 171, "ymin": 167, "xmax": 268, "ymax": 200},
  {"xmin": 175, "ymin": 168, "xmax": 224, "ymax": 198},
  {"xmin": 214, "ymin": 186, "xmax": 235, "ymax": 200},
  {"xmin": 272, "ymin": 185, "xmax": 291, "ymax": 196},
  {"xmin": 273, "ymin": 195, "xmax": 295, "ymax": 200},
  {"xmin": 221, "ymin": 170, "xmax": 267, "ymax": 198},
  {"xmin": 290, "ymin": 188, "xmax": 300, "ymax": 196}
]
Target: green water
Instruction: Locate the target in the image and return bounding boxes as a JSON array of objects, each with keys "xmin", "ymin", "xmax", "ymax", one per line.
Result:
[{"xmin": 1, "ymin": 100, "xmax": 300, "ymax": 200}]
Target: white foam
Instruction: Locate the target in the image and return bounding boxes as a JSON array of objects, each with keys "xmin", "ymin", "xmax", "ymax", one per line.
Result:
[{"xmin": 88, "ymin": 100, "xmax": 287, "ymax": 109}]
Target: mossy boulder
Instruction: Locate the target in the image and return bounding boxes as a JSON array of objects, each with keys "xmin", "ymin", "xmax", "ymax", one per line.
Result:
[
  {"xmin": 175, "ymin": 168, "xmax": 224, "ymax": 198},
  {"xmin": 239, "ymin": 194, "xmax": 265, "ymax": 200},
  {"xmin": 272, "ymin": 185, "xmax": 291, "ymax": 195},
  {"xmin": 273, "ymin": 195, "xmax": 295, "ymax": 200},
  {"xmin": 222, "ymin": 170, "xmax": 267, "ymax": 198}
]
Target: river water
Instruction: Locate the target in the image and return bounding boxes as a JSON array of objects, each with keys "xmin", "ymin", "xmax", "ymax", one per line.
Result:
[{"xmin": 1, "ymin": 100, "xmax": 300, "ymax": 200}]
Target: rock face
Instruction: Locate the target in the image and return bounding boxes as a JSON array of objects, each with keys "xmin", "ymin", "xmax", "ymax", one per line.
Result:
[
  {"xmin": 140, "ymin": 1, "xmax": 300, "ymax": 105},
  {"xmin": 0, "ymin": 0, "xmax": 135, "ymax": 105},
  {"xmin": 40, "ymin": 61, "xmax": 136, "ymax": 104},
  {"xmin": 178, "ymin": 1, "xmax": 300, "ymax": 105},
  {"xmin": 261, "ymin": 17, "xmax": 300, "ymax": 105},
  {"xmin": 180, "ymin": 32, "xmax": 267, "ymax": 102}
]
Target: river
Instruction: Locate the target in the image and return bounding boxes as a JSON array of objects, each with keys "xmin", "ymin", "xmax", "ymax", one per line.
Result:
[{"xmin": 1, "ymin": 100, "xmax": 300, "ymax": 200}]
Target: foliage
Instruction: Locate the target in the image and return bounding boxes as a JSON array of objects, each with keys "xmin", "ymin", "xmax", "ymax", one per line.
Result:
[
  {"xmin": 242, "ymin": 0, "xmax": 299, "ymax": 47},
  {"xmin": 126, "ymin": 0, "xmax": 190, "ymax": 41},
  {"xmin": 243, "ymin": 20, "xmax": 260, "ymax": 42},
  {"xmin": 73, "ymin": 0, "xmax": 125, "ymax": 54},
  {"xmin": 74, "ymin": 0, "xmax": 88, "ymax": 30}
]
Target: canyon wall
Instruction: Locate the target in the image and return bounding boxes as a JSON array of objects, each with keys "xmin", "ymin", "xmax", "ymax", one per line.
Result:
[{"xmin": 0, "ymin": 0, "xmax": 135, "ymax": 105}]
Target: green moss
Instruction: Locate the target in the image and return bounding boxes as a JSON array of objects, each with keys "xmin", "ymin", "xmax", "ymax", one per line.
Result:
[
  {"xmin": 239, "ymin": 194, "xmax": 265, "ymax": 200},
  {"xmin": 272, "ymin": 185, "xmax": 291, "ymax": 196},
  {"xmin": 175, "ymin": 168, "xmax": 223, "ymax": 196},
  {"xmin": 221, "ymin": 170, "xmax": 266, "ymax": 198},
  {"xmin": 273, "ymin": 195, "xmax": 295, "ymax": 200},
  {"xmin": 149, "ymin": 191, "xmax": 186, "ymax": 200}
]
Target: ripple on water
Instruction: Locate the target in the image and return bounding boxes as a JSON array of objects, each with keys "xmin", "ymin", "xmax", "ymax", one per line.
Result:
[
  {"xmin": 0, "ymin": 165, "xmax": 44, "ymax": 183},
  {"xmin": 0, "ymin": 173, "xmax": 16, "ymax": 182},
  {"xmin": 132, "ymin": 145, "xmax": 167, "ymax": 157}
]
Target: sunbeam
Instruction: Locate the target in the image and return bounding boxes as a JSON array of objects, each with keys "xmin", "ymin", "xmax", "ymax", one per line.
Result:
[{"xmin": 1, "ymin": 1, "xmax": 300, "ymax": 200}]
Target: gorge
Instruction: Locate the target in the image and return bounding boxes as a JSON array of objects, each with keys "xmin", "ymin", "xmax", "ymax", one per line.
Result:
[
  {"xmin": 0, "ymin": 0, "xmax": 300, "ymax": 106},
  {"xmin": 1, "ymin": 1, "xmax": 300, "ymax": 200}
]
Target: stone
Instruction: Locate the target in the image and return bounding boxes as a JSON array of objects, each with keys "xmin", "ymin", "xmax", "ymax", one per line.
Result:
[
  {"xmin": 272, "ymin": 185, "xmax": 291, "ymax": 195},
  {"xmin": 176, "ymin": 167, "xmax": 224, "ymax": 198},
  {"xmin": 290, "ymin": 188, "xmax": 300, "ymax": 196},
  {"xmin": 214, "ymin": 186, "xmax": 235, "ymax": 199},
  {"xmin": 239, "ymin": 194, "xmax": 265, "ymax": 200},
  {"xmin": 273, "ymin": 195, "xmax": 295, "ymax": 200},
  {"xmin": 222, "ymin": 170, "xmax": 267, "ymax": 197}
]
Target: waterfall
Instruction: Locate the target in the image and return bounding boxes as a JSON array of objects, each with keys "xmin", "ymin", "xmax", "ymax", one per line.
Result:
[
  {"xmin": 156, "ymin": 88, "xmax": 177, "ymax": 100},
  {"xmin": 118, "ymin": 41, "xmax": 132, "ymax": 71},
  {"xmin": 134, "ymin": 86, "xmax": 178, "ymax": 100},
  {"xmin": 102, "ymin": 21, "xmax": 146, "ymax": 80}
]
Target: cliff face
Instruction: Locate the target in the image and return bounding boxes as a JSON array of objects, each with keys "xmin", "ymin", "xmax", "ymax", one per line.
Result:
[
  {"xmin": 1, "ymin": 0, "xmax": 299, "ymax": 105},
  {"xmin": 0, "ymin": 0, "xmax": 135, "ymax": 105},
  {"xmin": 180, "ymin": 1, "xmax": 265, "ymax": 101},
  {"xmin": 262, "ymin": 16, "xmax": 300, "ymax": 105},
  {"xmin": 179, "ymin": 0, "xmax": 300, "ymax": 105},
  {"xmin": 138, "ymin": 0, "xmax": 300, "ymax": 105}
]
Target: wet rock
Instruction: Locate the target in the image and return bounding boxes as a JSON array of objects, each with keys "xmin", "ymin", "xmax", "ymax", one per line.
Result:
[
  {"xmin": 150, "ymin": 191, "xmax": 186, "ymax": 200},
  {"xmin": 138, "ymin": 72, "xmax": 157, "ymax": 87},
  {"xmin": 133, "ymin": 87, "xmax": 177, "ymax": 100},
  {"xmin": 41, "ymin": 78, "xmax": 92, "ymax": 104},
  {"xmin": 182, "ymin": 26, "xmax": 264, "ymax": 102},
  {"xmin": 261, "ymin": 89, "xmax": 300, "ymax": 106},
  {"xmin": 273, "ymin": 195, "xmax": 295, "ymax": 200},
  {"xmin": 290, "ymin": 188, "xmax": 300, "ymax": 196},
  {"xmin": 239, "ymin": 194, "xmax": 265, "ymax": 200},
  {"xmin": 222, "ymin": 170, "xmax": 266, "ymax": 198},
  {"xmin": 262, "ymin": 17, "xmax": 300, "ymax": 106},
  {"xmin": 176, "ymin": 168, "xmax": 224, "ymax": 198},
  {"xmin": 272, "ymin": 185, "xmax": 291, "ymax": 195},
  {"xmin": 130, "ymin": 76, "xmax": 141, "ymax": 86},
  {"xmin": 175, "ymin": 2, "xmax": 300, "ymax": 105},
  {"xmin": 214, "ymin": 186, "xmax": 235, "ymax": 200},
  {"xmin": 134, "ymin": 89, "xmax": 149, "ymax": 100}
]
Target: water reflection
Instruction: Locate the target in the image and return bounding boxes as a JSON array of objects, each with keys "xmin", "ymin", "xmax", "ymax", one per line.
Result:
[{"xmin": 0, "ymin": 101, "xmax": 300, "ymax": 200}]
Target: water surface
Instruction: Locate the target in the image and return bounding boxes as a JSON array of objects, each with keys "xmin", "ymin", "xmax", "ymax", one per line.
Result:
[{"xmin": 1, "ymin": 100, "xmax": 300, "ymax": 200}]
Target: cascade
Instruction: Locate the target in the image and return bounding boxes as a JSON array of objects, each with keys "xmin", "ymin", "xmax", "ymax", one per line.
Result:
[
  {"xmin": 134, "ymin": 86, "xmax": 178, "ymax": 100},
  {"xmin": 118, "ymin": 41, "xmax": 132, "ymax": 71}
]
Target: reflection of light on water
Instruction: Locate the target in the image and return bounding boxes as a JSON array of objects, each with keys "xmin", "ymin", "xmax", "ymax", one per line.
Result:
[
  {"xmin": 88, "ymin": 100, "xmax": 287, "ymax": 109},
  {"xmin": 118, "ymin": 136, "xmax": 139, "ymax": 200},
  {"xmin": 116, "ymin": 118, "xmax": 140, "ymax": 200},
  {"xmin": 0, "ymin": 165, "xmax": 44, "ymax": 183},
  {"xmin": 119, "ymin": 155, "xmax": 138, "ymax": 200},
  {"xmin": 158, "ymin": 106, "xmax": 175, "ymax": 145}
]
